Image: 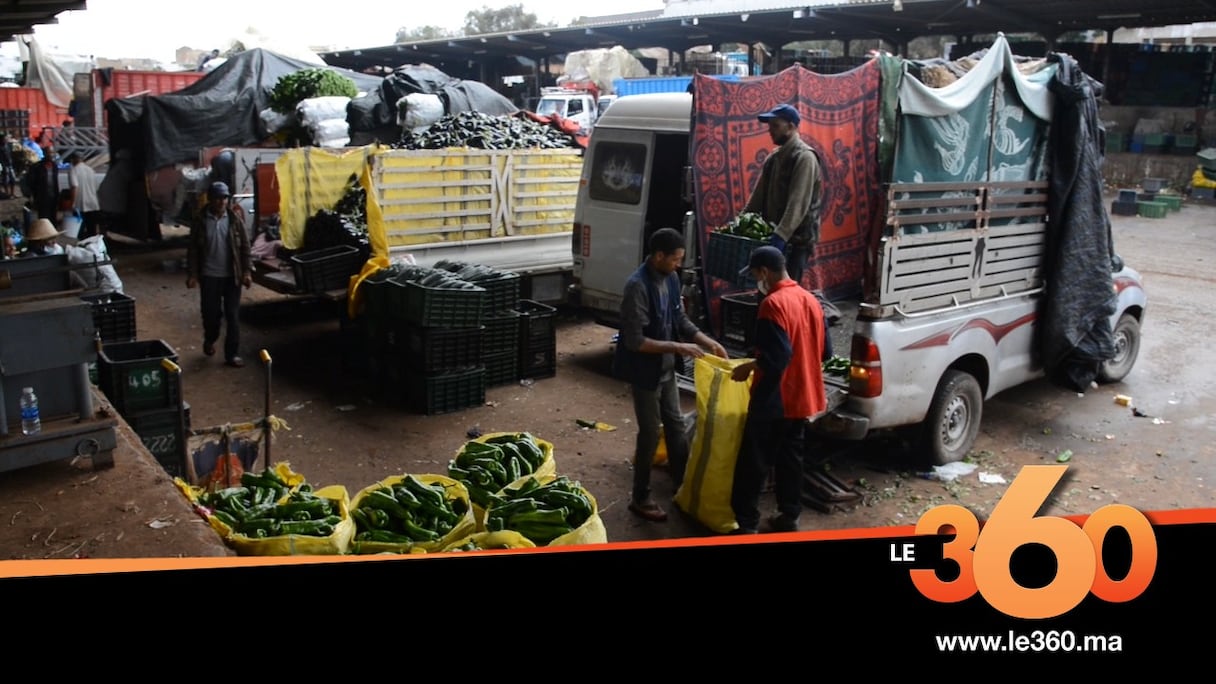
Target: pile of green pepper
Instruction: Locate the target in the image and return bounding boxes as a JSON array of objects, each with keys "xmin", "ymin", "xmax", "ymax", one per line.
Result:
[
  {"xmin": 716, "ymin": 212, "xmax": 775, "ymax": 240},
  {"xmin": 822, "ymin": 355, "xmax": 851, "ymax": 378},
  {"xmin": 485, "ymin": 476, "xmax": 594, "ymax": 545},
  {"xmin": 200, "ymin": 470, "xmax": 340, "ymax": 539},
  {"xmin": 394, "ymin": 111, "xmax": 577, "ymax": 150},
  {"xmin": 447, "ymin": 433, "xmax": 548, "ymax": 509},
  {"xmin": 351, "ymin": 475, "xmax": 468, "ymax": 545}
]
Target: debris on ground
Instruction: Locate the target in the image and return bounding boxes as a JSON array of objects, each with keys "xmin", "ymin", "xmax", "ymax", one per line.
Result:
[
  {"xmin": 921, "ymin": 462, "xmax": 978, "ymax": 482},
  {"xmin": 1057, "ymin": 449, "xmax": 1073, "ymax": 463},
  {"xmin": 978, "ymin": 472, "xmax": 1007, "ymax": 484}
]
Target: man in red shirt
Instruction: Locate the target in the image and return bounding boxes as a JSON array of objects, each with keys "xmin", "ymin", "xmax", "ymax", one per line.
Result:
[{"xmin": 729, "ymin": 245, "xmax": 828, "ymax": 534}]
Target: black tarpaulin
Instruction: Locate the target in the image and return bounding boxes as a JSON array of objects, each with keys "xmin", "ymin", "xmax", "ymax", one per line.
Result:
[
  {"xmin": 1037, "ymin": 52, "xmax": 1119, "ymax": 392},
  {"xmin": 105, "ymin": 48, "xmax": 383, "ymax": 172}
]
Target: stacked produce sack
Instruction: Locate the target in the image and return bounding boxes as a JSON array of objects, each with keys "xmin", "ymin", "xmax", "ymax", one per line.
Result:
[{"xmin": 174, "ymin": 463, "xmax": 356, "ymax": 556}]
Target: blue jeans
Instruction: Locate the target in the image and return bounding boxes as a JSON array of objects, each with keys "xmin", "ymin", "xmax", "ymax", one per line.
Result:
[{"xmin": 200, "ymin": 276, "xmax": 242, "ymax": 361}]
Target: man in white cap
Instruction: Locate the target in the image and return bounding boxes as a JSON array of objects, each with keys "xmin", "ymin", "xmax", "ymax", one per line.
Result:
[{"xmin": 186, "ymin": 181, "xmax": 253, "ymax": 368}]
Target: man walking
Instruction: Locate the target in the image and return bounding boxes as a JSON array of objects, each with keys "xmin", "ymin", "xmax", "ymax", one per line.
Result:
[
  {"xmin": 24, "ymin": 151, "xmax": 60, "ymax": 227},
  {"xmin": 743, "ymin": 103, "xmax": 823, "ymax": 286},
  {"xmin": 186, "ymin": 181, "xmax": 253, "ymax": 368},
  {"xmin": 615, "ymin": 227, "xmax": 727, "ymax": 522},
  {"xmin": 729, "ymin": 246, "xmax": 828, "ymax": 534},
  {"xmin": 66, "ymin": 153, "xmax": 102, "ymax": 239}
]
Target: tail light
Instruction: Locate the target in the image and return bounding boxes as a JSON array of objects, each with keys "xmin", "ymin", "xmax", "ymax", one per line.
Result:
[
  {"xmin": 572, "ymin": 222, "xmax": 582, "ymax": 255},
  {"xmin": 849, "ymin": 334, "xmax": 883, "ymax": 398}
]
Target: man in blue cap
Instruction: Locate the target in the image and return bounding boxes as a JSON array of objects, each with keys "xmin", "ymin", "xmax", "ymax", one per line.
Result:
[
  {"xmin": 186, "ymin": 181, "xmax": 253, "ymax": 368},
  {"xmin": 743, "ymin": 103, "xmax": 823, "ymax": 287},
  {"xmin": 729, "ymin": 245, "xmax": 828, "ymax": 534}
]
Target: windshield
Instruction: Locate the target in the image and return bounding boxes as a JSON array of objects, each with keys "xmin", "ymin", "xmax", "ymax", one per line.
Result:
[{"xmin": 536, "ymin": 98, "xmax": 565, "ymax": 117}]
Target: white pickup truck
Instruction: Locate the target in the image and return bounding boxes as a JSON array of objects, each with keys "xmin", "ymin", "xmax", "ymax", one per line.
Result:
[{"xmin": 569, "ymin": 36, "xmax": 1146, "ymax": 465}]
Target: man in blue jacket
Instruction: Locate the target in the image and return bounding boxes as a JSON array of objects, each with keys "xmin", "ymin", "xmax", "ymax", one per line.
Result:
[{"xmin": 614, "ymin": 227, "xmax": 727, "ymax": 522}]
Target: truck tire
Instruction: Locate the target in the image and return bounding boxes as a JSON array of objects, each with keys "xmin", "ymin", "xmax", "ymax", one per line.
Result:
[
  {"xmin": 922, "ymin": 369, "xmax": 983, "ymax": 466},
  {"xmin": 1096, "ymin": 313, "xmax": 1140, "ymax": 384}
]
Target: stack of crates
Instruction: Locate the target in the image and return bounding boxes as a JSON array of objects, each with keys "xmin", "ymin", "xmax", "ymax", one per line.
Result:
[
  {"xmin": 96, "ymin": 339, "xmax": 187, "ymax": 479},
  {"xmin": 81, "ymin": 292, "xmax": 137, "ymax": 385},
  {"xmin": 474, "ymin": 268, "xmax": 523, "ymax": 388},
  {"xmin": 516, "ymin": 300, "xmax": 558, "ymax": 381},
  {"xmin": 365, "ymin": 268, "xmax": 488, "ymax": 415},
  {"xmin": 0, "ymin": 109, "xmax": 29, "ymax": 142}
]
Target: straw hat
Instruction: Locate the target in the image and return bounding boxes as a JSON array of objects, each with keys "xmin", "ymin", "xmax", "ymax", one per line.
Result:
[{"xmin": 27, "ymin": 218, "xmax": 61, "ymax": 242}]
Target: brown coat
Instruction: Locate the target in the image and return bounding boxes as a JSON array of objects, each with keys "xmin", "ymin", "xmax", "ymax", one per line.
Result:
[{"xmin": 186, "ymin": 205, "xmax": 252, "ymax": 287}]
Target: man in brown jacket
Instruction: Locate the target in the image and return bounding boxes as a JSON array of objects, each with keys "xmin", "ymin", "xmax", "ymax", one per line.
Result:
[{"xmin": 187, "ymin": 182, "xmax": 253, "ymax": 368}]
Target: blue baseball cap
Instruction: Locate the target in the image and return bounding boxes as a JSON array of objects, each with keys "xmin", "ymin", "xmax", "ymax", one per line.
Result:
[
  {"xmin": 758, "ymin": 104, "xmax": 801, "ymax": 126},
  {"xmin": 740, "ymin": 245, "xmax": 786, "ymax": 279}
]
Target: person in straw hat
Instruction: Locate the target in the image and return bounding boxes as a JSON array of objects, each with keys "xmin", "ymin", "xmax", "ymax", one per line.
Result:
[{"xmin": 21, "ymin": 218, "xmax": 64, "ymax": 257}]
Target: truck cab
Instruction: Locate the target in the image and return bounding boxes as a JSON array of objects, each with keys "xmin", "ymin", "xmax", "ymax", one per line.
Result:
[{"xmin": 536, "ymin": 87, "xmax": 599, "ymax": 134}]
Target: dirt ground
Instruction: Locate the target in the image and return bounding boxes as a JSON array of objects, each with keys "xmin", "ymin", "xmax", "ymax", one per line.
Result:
[{"xmin": 2, "ymin": 193, "xmax": 1214, "ymax": 560}]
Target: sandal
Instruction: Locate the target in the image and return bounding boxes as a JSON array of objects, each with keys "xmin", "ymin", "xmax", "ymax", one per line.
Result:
[{"xmin": 629, "ymin": 500, "xmax": 668, "ymax": 522}]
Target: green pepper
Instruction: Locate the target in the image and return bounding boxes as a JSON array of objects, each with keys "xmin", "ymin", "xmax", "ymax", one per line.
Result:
[
  {"xmin": 402, "ymin": 475, "xmax": 445, "ymax": 510},
  {"xmin": 364, "ymin": 489, "xmax": 413, "ymax": 521},
  {"xmin": 211, "ymin": 510, "xmax": 240, "ymax": 529},
  {"xmin": 280, "ymin": 520, "xmax": 334, "ymax": 536},
  {"xmin": 455, "ymin": 442, "xmax": 502, "ymax": 468},
  {"xmin": 239, "ymin": 502, "xmax": 276, "ymax": 523},
  {"xmin": 512, "ymin": 522, "xmax": 574, "ymax": 544},
  {"xmin": 273, "ymin": 500, "xmax": 330, "ymax": 519},
  {"xmin": 390, "ymin": 485, "xmax": 422, "ymax": 510},
  {"xmin": 361, "ymin": 507, "xmax": 392, "ymax": 529},
  {"xmin": 358, "ymin": 530, "xmax": 414, "ymax": 544},
  {"xmin": 539, "ymin": 490, "xmax": 593, "ymax": 521},
  {"xmin": 351, "ymin": 508, "xmax": 372, "ymax": 530},
  {"xmin": 402, "ymin": 519, "xmax": 442, "ymax": 543},
  {"xmin": 488, "ymin": 497, "xmax": 539, "ymax": 521},
  {"xmin": 448, "ymin": 464, "xmax": 472, "ymax": 480},
  {"xmin": 509, "ymin": 508, "xmax": 570, "ymax": 527},
  {"xmin": 239, "ymin": 518, "xmax": 281, "ymax": 537}
]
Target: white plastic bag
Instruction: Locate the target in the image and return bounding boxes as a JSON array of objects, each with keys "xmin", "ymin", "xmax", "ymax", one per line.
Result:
[
  {"xmin": 396, "ymin": 93, "xmax": 445, "ymax": 129},
  {"xmin": 297, "ymin": 96, "xmax": 351, "ymax": 129},
  {"xmin": 65, "ymin": 234, "xmax": 123, "ymax": 293},
  {"xmin": 260, "ymin": 107, "xmax": 294, "ymax": 136}
]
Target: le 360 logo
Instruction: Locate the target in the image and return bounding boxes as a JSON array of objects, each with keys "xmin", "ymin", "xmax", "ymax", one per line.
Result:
[{"xmin": 906, "ymin": 465, "xmax": 1158, "ymax": 619}]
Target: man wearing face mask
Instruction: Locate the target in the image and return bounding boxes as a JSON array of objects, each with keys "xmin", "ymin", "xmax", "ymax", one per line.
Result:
[
  {"xmin": 743, "ymin": 103, "xmax": 823, "ymax": 287},
  {"xmin": 729, "ymin": 246, "xmax": 828, "ymax": 534}
]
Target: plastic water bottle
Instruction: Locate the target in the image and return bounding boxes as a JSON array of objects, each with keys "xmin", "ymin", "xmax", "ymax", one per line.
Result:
[{"xmin": 20, "ymin": 387, "xmax": 40, "ymax": 435}]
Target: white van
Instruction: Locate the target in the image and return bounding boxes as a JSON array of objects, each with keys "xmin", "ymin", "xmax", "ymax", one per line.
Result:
[{"xmin": 570, "ymin": 67, "xmax": 1147, "ymax": 465}]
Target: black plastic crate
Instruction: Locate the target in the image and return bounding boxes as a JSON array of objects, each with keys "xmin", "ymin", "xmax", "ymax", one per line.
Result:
[
  {"xmin": 1110, "ymin": 200, "xmax": 1138, "ymax": 217},
  {"xmin": 482, "ymin": 311, "xmax": 520, "ymax": 356},
  {"xmin": 400, "ymin": 325, "xmax": 484, "ymax": 374},
  {"xmin": 479, "ymin": 272, "xmax": 522, "ymax": 315},
  {"xmin": 98, "ymin": 339, "xmax": 182, "ymax": 415},
  {"xmin": 705, "ymin": 232, "xmax": 764, "ymax": 285},
  {"xmin": 126, "ymin": 405, "xmax": 187, "ymax": 480},
  {"xmin": 721, "ymin": 291, "xmax": 761, "ymax": 350},
  {"xmin": 290, "ymin": 245, "xmax": 363, "ymax": 294},
  {"xmin": 484, "ymin": 350, "xmax": 519, "ymax": 388},
  {"xmin": 518, "ymin": 340, "xmax": 557, "ymax": 381},
  {"xmin": 405, "ymin": 366, "xmax": 486, "ymax": 416},
  {"xmin": 515, "ymin": 299, "xmax": 556, "ymax": 347},
  {"xmin": 81, "ymin": 292, "xmax": 136, "ymax": 344},
  {"xmin": 397, "ymin": 279, "xmax": 486, "ymax": 328}
]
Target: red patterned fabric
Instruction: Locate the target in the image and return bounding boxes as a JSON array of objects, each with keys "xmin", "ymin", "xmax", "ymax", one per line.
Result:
[{"xmin": 692, "ymin": 62, "xmax": 885, "ymax": 325}]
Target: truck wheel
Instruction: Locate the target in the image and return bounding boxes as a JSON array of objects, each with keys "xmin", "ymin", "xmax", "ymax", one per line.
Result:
[
  {"xmin": 1096, "ymin": 314, "xmax": 1140, "ymax": 384},
  {"xmin": 922, "ymin": 370, "xmax": 983, "ymax": 466}
]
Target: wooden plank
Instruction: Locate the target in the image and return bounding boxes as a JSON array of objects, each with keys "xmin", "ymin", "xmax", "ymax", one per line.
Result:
[
  {"xmin": 888, "ymin": 254, "xmax": 975, "ymax": 274},
  {"xmin": 979, "ymin": 268, "xmax": 1041, "ymax": 287},
  {"xmin": 988, "ymin": 230, "xmax": 1046, "ymax": 246},
  {"xmin": 889, "ymin": 196, "xmax": 982, "ymax": 211},
  {"xmin": 379, "ymin": 195, "xmax": 495, "ymax": 207},
  {"xmin": 986, "ymin": 244, "xmax": 1044, "ymax": 261},
  {"xmin": 888, "ymin": 265, "xmax": 973, "ymax": 289},
  {"xmin": 890, "ymin": 212, "xmax": 983, "ymax": 229},
  {"xmin": 982, "ymin": 255, "xmax": 1042, "ymax": 274},
  {"xmin": 886, "ymin": 228, "xmax": 982, "ymax": 247},
  {"xmin": 887, "ymin": 239, "xmax": 975, "ymax": 261},
  {"xmin": 988, "ymin": 207, "xmax": 1049, "ymax": 220}
]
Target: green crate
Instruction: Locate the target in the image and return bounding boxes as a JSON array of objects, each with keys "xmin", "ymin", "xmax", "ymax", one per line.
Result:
[
  {"xmin": 380, "ymin": 279, "xmax": 486, "ymax": 328},
  {"xmin": 705, "ymin": 232, "xmax": 765, "ymax": 285},
  {"xmin": 98, "ymin": 340, "xmax": 181, "ymax": 414},
  {"xmin": 126, "ymin": 406, "xmax": 187, "ymax": 480},
  {"xmin": 482, "ymin": 310, "xmax": 520, "ymax": 356},
  {"xmin": 483, "ymin": 350, "xmax": 518, "ymax": 388},
  {"xmin": 1137, "ymin": 200, "xmax": 1169, "ymax": 219},
  {"xmin": 1158, "ymin": 193, "xmax": 1183, "ymax": 212},
  {"xmin": 406, "ymin": 366, "xmax": 486, "ymax": 415}
]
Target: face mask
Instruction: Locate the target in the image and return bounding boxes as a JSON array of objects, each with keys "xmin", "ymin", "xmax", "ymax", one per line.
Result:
[{"xmin": 757, "ymin": 277, "xmax": 770, "ymax": 295}]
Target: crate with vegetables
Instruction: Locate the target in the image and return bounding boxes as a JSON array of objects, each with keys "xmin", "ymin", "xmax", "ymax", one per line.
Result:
[{"xmin": 705, "ymin": 212, "xmax": 775, "ymax": 285}]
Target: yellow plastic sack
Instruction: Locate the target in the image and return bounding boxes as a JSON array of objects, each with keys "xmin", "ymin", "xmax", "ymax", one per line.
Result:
[
  {"xmin": 674, "ymin": 355, "xmax": 753, "ymax": 534},
  {"xmin": 451, "ymin": 432, "xmax": 557, "ymax": 531},
  {"xmin": 348, "ymin": 474, "xmax": 477, "ymax": 555},
  {"xmin": 1192, "ymin": 167, "xmax": 1216, "ymax": 189},
  {"xmin": 487, "ymin": 474, "xmax": 608, "ymax": 547},
  {"xmin": 653, "ymin": 426, "xmax": 668, "ymax": 466},
  {"xmin": 175, "ymin": 465, "xmax": 355, "ymax": 556},
  {"xmin": 347, "ymin": 254, "xmax": 391, "ymax": 320},
  {"xmin": 440, "ymin": 530, "xmax": 537, "ymax": 553}
]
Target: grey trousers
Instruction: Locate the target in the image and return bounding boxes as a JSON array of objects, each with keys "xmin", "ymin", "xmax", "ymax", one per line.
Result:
[{"xmin": 631, "ymin": 371, "xmax": 688, "ymax": 503}]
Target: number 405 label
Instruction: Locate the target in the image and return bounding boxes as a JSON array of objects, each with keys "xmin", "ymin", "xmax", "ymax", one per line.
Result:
[{"xmin": 909, "ymin": 465, "xmax": 1158, "ymax": 620}]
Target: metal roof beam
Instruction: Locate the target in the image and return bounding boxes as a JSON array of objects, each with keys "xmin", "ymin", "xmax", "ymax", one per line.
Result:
[{"xmin": 966, "ymin": 0, "xmax": 1047, "ymax": 33}]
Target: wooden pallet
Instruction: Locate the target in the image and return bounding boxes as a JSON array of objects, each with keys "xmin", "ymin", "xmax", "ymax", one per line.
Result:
[{"xmin": 801, "ymin": 470, "xmax": 862, "ymax": 514}]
